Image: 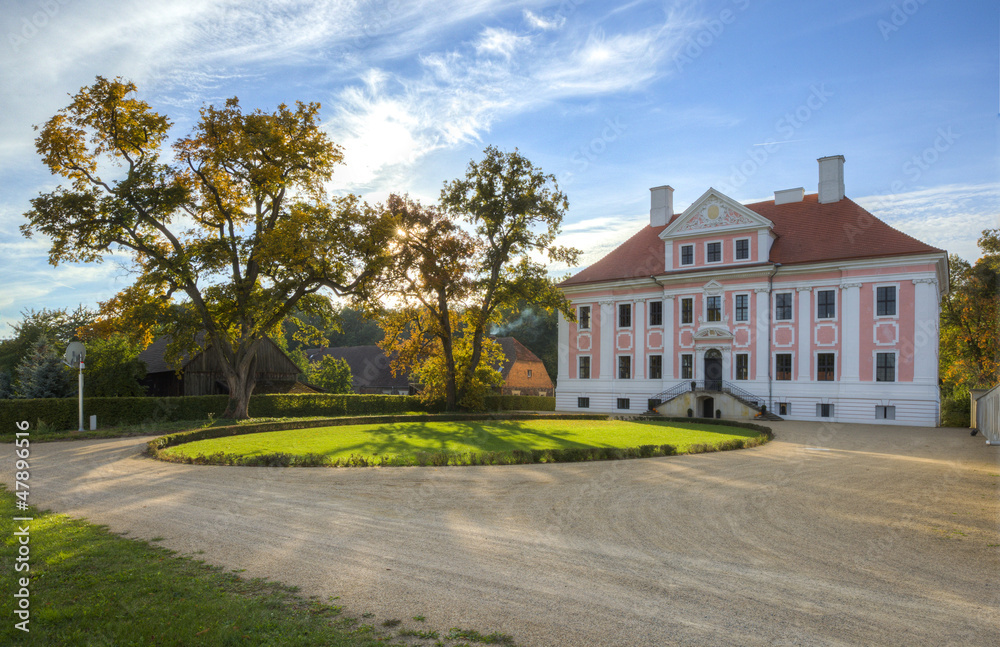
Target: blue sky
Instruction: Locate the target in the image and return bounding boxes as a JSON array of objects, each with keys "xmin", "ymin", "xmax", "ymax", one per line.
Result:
[{"xmin": 0, "ymin": 0, "xmax": 997, "ymax": 336}]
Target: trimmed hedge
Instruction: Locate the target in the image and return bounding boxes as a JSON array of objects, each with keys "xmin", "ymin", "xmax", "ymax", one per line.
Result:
[
  {"xmin": 482, "ymin": 395, "xmax": 555, "ymax": 411},
  {"xmin": 0, "ymin": 393, "xmax": 558, "ymax": 435}
]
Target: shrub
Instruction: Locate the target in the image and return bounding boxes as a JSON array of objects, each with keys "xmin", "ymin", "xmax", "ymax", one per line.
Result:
[{"xmin": 940, "ymin": 395, "xmax": 971, "ymax": 428}]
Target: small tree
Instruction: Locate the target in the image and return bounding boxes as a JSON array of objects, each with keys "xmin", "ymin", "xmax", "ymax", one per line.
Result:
[
  {"xmin": 377, "ymin": 148, "xmax": 579, "ymax": 410},
  {"xmin": 308, "ymin": 356, "xmax": 353, "ymax": 394},
  {"xmin": 80, "ymin": 334, "xmax": 148, "ymax": 397},
  {"xmin": 14, "ymin": 336, "xmax": 72, "ymax": 399}
]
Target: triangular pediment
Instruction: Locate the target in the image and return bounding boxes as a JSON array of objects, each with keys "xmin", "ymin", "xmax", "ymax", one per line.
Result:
[{"xmin": 660, "ymin": 188, "xmax": 773, "ymax": 240}]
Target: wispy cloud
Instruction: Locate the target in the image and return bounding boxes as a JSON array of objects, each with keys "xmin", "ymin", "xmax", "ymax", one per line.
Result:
[{"xmin": 857, "ymin": 183, "xmax": 1000, "ymax": 262}]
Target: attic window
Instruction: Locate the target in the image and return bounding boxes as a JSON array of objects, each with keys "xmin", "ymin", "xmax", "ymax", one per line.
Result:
[
  {"xmin": 527, "ymin": 369, "xmax": 532, "ymax": 378},
  {"xmin": 680, "ymin": 244, "xmax": 694, "ymax": 266}
]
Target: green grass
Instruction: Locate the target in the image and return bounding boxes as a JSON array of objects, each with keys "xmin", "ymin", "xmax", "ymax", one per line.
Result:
[
  {"xmin": 0, "ymin": 488, "xmax": 513, "ymax": 646},
  {"xmin": 162, "ymin": 419, "xmax": 764, "ymax": 466}
]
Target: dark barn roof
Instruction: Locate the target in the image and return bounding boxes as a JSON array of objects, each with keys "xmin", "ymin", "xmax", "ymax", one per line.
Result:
[{"xmin": 305, "ymin": 345, "xmax": 411, "ymax": 391}]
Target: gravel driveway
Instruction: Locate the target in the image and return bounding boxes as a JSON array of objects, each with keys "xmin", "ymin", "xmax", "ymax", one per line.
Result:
[{"xmin": 4, "ymin": 421, "xmax": 999, "ymax": 646}]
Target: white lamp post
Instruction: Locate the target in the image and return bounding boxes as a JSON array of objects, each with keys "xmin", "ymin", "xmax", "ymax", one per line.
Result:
[{"xmin": 63, "ymin": 342, "xmax": 86, "ymax": 432}]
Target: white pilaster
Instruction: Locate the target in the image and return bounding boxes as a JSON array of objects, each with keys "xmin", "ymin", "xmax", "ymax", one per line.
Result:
[
  {"xmin": 599, "ymin": 300, "xmax": 614, "ymax": 380},
  {"xmin": 635, "ymin": 300, "xmax": 646, "ymax": 380},
  {"xmin": 912, "ymin": 278, "xmax": 939, "ymax": 384},
  {"xmin": 841, "ymin": 282, "xmax": 862, "ymax": 382},
  {"xmin": 557, "ymin": 310, "xmax": 569, "ymax": 381},
  {"xmin": 754, "ymin": 288, "xmax": 769, "ymax": 381},
  {"xmin": 757, "ymin": 230, "xmax": 770, "ymax": 262},
  {"xmin": 797, "ymin": 287, "xmax": 811, "ymax": 381},
  {"xmin": 664, "ymin": 244, "xmax": 673, "ymax": 271},
  {"xmin": 663, "ymin": 296, "xmax": 675, "ymax": 379}
]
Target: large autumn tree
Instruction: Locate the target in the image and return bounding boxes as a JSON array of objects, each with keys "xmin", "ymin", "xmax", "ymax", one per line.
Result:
[
  {"xmin": 940, "ymin": 229, "xmax": 1000, "ymax": 395},
  {"xmin": 23, "ymin": 77, "xmax": 395, "ymax": 418},
  {"xmin": 376, "ymin": 147, "xmax": 579, "ymax": 410}
]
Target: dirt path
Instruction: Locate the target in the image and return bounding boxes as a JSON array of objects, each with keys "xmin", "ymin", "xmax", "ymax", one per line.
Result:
[{"xmin": 4, "ymin": 422, "xmax": 999, "ymax": 646}]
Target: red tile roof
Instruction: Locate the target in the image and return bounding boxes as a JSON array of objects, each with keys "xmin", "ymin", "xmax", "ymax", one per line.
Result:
[{"xmin": 561, "ymin": 194, "xmax": 944, "ymax": 287}]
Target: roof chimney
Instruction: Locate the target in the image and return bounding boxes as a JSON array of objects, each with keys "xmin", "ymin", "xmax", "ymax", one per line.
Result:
[
  {"xmin": 650, "ymin": 185, "xmax": 673, "ymax": 226},
  {"xmin": 774, "ymin": 187, "xmax": 804, "ymax": 205},
  {"xmin": 817, "ymin": 155, "xmax": 845, "ymax": 204}
]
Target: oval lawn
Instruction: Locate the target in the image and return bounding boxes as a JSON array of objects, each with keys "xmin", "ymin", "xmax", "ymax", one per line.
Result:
[{"xmin": 161, "ymin": 418, "xmax": 767, "ymax": 466}]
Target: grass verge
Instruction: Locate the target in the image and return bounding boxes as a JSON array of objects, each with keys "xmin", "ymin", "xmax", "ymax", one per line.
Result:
[
  {"xmin": 154, "ymin": 418, "xmax": 772, "ymax": 468},
  {"xmin": 0, "ymin": 488, "xmax": 515, "ymax": 646}
]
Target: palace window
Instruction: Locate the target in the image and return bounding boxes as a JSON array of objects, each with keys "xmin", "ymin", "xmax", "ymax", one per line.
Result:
[
  {"xmin": 579, "ymin": 305, "xmax": 591, "ymax": 329},
  {"xmin": 817, "ymin": 353, "xmax": 835, "ymax": 381},
  {"xmin": 775, "ymin": 354, "xmax": 792, "ymax": 381},
  {"xmin": 877, "ymin": 286, "xmax": 897, "ymax": 316},
  {"xmin": 681, "ymin": 298, "xmax": 693, "ymax": 324},
  {"xmin": 618, "ymin": 303, "xmax": 632, "ymax": 327},
  {"xmin": 735, "ymin": 238, "xmax": 750, "ymax": 260},
  {"xmin": 775, "ymin": 293, "xmax": 793, "ymax": 320},
  {"xmin": 735, "ymin": 354, "xmax": 749, "ymax": 380},
  {"xmin": 735, "ymin": 294, "xmax": 748, "ymax": 322},
  {"xmin": 681, "ymin": 354, "xmax": 693, "ymax": 379},
  {"xmin": 649, "ymin": 301, "xmax": 663, "ymax": 326},
  {"xmin": 680, "ymin": 244, "xmax": 694, "ymax": 266},
  {"xmin": 817, "ymin": 290, "xmax": 836, "ymax": 319},
  {"xmin": 618, "ymin": 355, "xmax": 632, "ymax": 379},
  {"xmin": 649, "ymin": 355, "xmax": 662, "ymax": 379},
  {"xmin": 578, "ymin": 356, "xmax": 591, "ymax": 379},
  {"xmin": 706, "ymin": 241, "xmax": 722, "ymax": 263},
  {"xmin": 876, "ymin": 352, "xmax": 895, "ymax": 382},
  {"xmin": 706, "ymin": 296, "xmax": 722, "ymax": 322}
]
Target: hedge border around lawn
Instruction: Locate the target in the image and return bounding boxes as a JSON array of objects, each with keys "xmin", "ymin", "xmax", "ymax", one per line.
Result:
[
  {"xmin": 148, "ymin": 413, "xmax": 773, "ymax": 468},
  {"xmin": 0, "ymin": 393, "xmax": 557, "ymax": 436}
]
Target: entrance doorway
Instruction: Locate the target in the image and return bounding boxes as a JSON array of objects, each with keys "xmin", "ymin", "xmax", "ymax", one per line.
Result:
[
  {"xmin": 704, "ymin": 349, "xmax": 722, "ymax": 391},
  {"xmin": 702, "ymin": 396, "xmax": 715, "ymax": 419}
]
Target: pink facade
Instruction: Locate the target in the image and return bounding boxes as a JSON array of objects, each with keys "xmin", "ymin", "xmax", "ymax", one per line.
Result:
[{"xmin": 556, "ymin": 157, "xmax": 948, "ymax": 426}]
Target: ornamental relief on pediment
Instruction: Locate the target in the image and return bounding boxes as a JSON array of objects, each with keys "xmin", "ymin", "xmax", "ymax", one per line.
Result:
[{"xmin": 678, "ymin": 202, "xmax": 755, "ymax": 232}]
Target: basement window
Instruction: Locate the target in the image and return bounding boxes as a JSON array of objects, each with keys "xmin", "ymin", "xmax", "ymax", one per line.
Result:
[
  {"xmin": 617, "ymin": 398, "xmax": 631, "ymax": 410},
  {"xmin": 578, "ymin": 397, "xmax": 590, "ymax": 409}
]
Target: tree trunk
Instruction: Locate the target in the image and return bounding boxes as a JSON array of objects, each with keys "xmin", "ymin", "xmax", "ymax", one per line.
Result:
[
  {"xmin": 219, "ymin": 341, "xmax": 259, "ymax": 419},
  {"xmin": 441, "ymin": 333, "xmax": 458, "ymax": 411}
]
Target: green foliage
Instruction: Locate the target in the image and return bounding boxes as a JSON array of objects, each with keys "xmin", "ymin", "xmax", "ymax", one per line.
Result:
[
  {"xmin": 377, "ymin": 148, "xmax": 580, "ymax": 411},
  {"xmin": 82, "ymin": 334, "xmax": 148, "ymax": 397},
  {"xmin": 940, "ymin": 232, "xmax": 1000, "ymax": 398},
  {"xmin": 940, "ymin": 393, "xmax": 971, "ymax": 428},
  {"xmin": 0, "ymin": 370, "xmax": 10, "ymax": 399},
  {"xmin": 308, "ymin": 356, "xmax": 354, "ymax": 394},
  {"xmin": 482, "ymin": 395, "xmax": 555, "ymax": 411},
  {"xmin": 152, "ymin": 416, "xmax": 770, "ymax": 468},
  {"xmin": 414, "ymin": 321, "xmax": 505, "ymax": 410},
  {"xmin": 14, "ymin": 335, "xmax": 73, "ymax": 399},
  {"xmin": 23, "ymin": 76, "xmax": 396, "ymax": 419}
]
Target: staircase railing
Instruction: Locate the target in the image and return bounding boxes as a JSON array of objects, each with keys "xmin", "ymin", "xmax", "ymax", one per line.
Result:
[{"xmin": 648, "ymin": 380, "xmax": 766, "ymax": 412}]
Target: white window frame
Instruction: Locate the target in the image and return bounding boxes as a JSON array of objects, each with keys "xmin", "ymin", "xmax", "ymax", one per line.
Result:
[
  {"xmin": 577, "ymin": 355, "xmax": 592, "ymax": 380},
  {"xmin": 578, "ymin": 304, "xmax": 592, "ymax": 330},
  {"xmin": 649, "ymin": 354, "xmax": 663, "ymax": 380},
  {"xmin": 774, "ymin": 291, "xmax": 794, "ymax": 322},
  {"xmin": 874, "ymin": 283, "xmax": 900, "ymax": 319},
  {"xmin": 778, "ymin": 402, "xmax": 790, "ymax": 416},
  {"xmin": 648, "ymin": 300, "xmax": 663, "ymax": 327},
  {"xmin": 679, "ymin": 243, "xmax": 695, "ymax": 266},
  {"xmin": 616, "ymin": 397, "xmax": 631, "ymax": 410},
  {"xmin": 774, "ymin": 351, "xmax": 794, "ymax": 381},
  {"xmin": 680, "ymin": 353, "xmax": 694, "ymax": 379},
  {"xmin": 617, "ymin": 354, "xmax": 632, "ymax": 379},
  {"xmin": 815, "ymin": 350, "xmax": 837, "ymax": 382},
  {"xmin": 704, "ymin": 240, "xmax": 724, "ymax": 264},
  {"xmin": 816, "ymin": 288, "xmax": 837, "ymax": 320},
  {"xmin": 874, "ymin": 350, "xmax": 898, "ymax": 382},
  {"xmin": 577, "ymin": 396, "xmax": 590, "ymax": 409},
  {"xmin": 618, "ymin": 302, "xmax": 632, "ymax": 329},
  {"xmin": 816, "ymin": 403, "xmax": 835, "ymax": 418},
  {"xmin": 680, "ymin": 297, "xmax": 695, "ymax": 326},
  {"xmin": 734, "ymin": 237, "xmax": 751, "ymax": 261},
  {"xmin": 733, "ymin": 292, "xmax": 750, "ymax": 323},
  {"xmin": 704, "ymin": 294, "xmax": 723, "ymax": 323},
  {"xmin": 734, "ymin": 353, "xmax": 749, "ymax": 380}
]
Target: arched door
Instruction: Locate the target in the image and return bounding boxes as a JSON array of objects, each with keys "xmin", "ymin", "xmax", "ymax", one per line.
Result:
[{"xmin": 704, "ymin": 349, "xmax": 723, "ymax": 391}]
